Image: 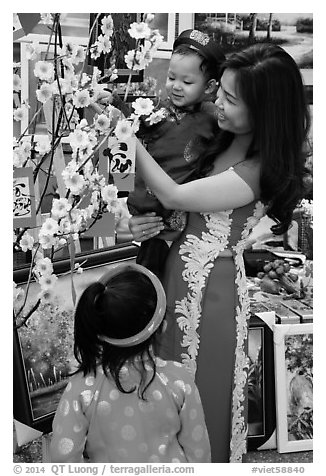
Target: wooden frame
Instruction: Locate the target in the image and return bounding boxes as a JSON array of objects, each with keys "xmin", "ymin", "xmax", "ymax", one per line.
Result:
[
  {"xmin": 13, "ymin": 244, "xmax": 138, "ymax": 438},
  {"xmin": 273, "ymin": 323, "xmax": 313, "ymax": 452},
  {"xmin": 247, "ymin": 313, "xmax": 276, "ymax": 450}
]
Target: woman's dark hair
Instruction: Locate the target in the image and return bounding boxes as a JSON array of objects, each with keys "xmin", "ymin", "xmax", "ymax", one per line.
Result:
[
  {"xmin": 196, "ymin": 43, "xmax": 311, "ymax": 234},
  {"xmin": 73, "ymin": 269, "xmax": 158, "ymax": 399},
  {"xmin": 172, "ymin": 44, "xmax": 223, "ymax": 81}
]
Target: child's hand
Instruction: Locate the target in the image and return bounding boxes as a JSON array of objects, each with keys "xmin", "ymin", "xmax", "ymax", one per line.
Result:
[{"xmin": 128, "ymin": 213, "xmax": 164, "ymax": 242}]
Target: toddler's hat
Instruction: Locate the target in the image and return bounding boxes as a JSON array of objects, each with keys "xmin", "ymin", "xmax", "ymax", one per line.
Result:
[{"xmin": 173, "ymin": 29, "xmax": 225, "ymax": 68}]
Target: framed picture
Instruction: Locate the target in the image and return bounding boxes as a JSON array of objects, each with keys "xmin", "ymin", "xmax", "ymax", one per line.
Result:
[
  {"xmin": 247, "ymin": 313, "xmax": 276, "ymax": 450},
  {"xmin": 150, "ymin": 13, "xmax": 177, "ymax": 58},
  {"xmin": 88, "ymin": 13, "xmax": 144, "ymax": 84},
  {"xmin": 273, "ymin": 323, "xmax": 313, "ymax": 452},
  {"xmin": 13, "ymin": 243, "xmax": 138, "ymax": 438}
]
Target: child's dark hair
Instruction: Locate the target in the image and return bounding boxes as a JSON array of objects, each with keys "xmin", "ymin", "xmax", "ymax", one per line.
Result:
[
  {"xmin": 172, "ymin": 44, "xmax": 222, "ymax": 81},
  {"xmin": 195, "ymin": 43, "xmax": 311, "ymax": 235},
  {"xmin": 73, "ymin": 269, "xmax": 158, "ymax": 400}
]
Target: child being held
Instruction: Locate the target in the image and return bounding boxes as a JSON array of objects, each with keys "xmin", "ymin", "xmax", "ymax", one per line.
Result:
[
  {"xmin": 127, "ymin": 29, "xmax": 225, "ymax": 279},
  {"xmin": 50, "ymin": 263, "xmax": 211, "ymax": 463}
]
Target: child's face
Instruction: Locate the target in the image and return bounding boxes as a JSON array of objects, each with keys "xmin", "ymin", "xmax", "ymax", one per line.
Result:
[{"xmin": 166, "ymin": 53, "xmax": 210, "ymax": 109}]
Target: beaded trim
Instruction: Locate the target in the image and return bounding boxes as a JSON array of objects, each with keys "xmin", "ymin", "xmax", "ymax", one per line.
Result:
[{"xmin": 189, "ymin": 30, "xmax": 210, "ymax": 46}]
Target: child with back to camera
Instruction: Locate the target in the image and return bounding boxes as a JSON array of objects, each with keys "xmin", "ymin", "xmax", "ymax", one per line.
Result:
[
  {"xmin": 50, "ymin": 263, "xmax": 210, "ymax": 463},
  {"xmin": 127, "ymin": 29, "xmax": 225, "ymax": 279}
]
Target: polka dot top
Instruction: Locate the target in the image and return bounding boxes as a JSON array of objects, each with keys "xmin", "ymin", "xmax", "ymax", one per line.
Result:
[{"xmin": 50, "ymin": 358, "xmax": 211, "ymax": 463}]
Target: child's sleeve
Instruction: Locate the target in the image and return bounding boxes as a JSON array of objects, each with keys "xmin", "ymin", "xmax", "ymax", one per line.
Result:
[
  {"xmin": 172, "ymin": 368, "xmax": 211, "ymax": 463},
  {"xmin": 50, "ymin": 377, "xmax": 89, "ymax": 463}
]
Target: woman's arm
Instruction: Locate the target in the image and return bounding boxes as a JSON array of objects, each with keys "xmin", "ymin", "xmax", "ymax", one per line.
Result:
[{"xmin": 136, "ymin": 139, "xmax": 255, "ymax": 213}]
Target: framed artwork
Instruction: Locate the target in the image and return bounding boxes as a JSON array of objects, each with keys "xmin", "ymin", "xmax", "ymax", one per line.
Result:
[
  {"xmin": 273, "ymin": 323, "xmax": 313, "ymax": 453},
  {"xmin": 247, "ymin": 313, "xmax": 276, "ymax": 450},
  {"xmin": 13, "ymin": 244, "xmax": 138, "ymax": 437},
  {"xmin": 88, "ymin": 13, "xmax": 144, "ymax": 84},
  {"xmin": 150, "ymin": 13, "xmax": 177, "ymax": 58}
]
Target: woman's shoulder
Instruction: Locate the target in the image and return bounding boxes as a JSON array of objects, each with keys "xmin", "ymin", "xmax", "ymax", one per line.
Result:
[{"xmin": 232, "ymin": 157, "xmax": 261, "ymax": 198}]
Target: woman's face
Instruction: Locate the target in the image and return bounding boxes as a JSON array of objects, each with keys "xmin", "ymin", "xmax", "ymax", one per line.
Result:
[{"xmin": 215, "ymin": 68, "xmax": 252, "ymax": 135}]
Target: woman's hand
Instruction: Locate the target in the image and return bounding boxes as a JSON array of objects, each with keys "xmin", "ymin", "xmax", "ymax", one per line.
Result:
[{"xmin": 128, "ymin": 213, "xmax": 164, "ymax": 242}]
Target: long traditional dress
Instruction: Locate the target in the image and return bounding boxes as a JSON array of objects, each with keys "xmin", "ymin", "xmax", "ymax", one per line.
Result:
[{"xmin": 159, "ymin": 159, "xmax": 265, "ymax": 463}]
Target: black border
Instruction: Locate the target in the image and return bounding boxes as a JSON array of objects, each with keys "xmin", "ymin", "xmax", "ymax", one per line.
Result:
[{"xmin": 247, "ymin": 314, "xmax": 276, "ymax": 450}]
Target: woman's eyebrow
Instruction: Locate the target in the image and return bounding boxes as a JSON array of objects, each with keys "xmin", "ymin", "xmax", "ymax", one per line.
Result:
[{"xmin": 220, "ymin": 82, "xmax": 238, "ymax": 101}]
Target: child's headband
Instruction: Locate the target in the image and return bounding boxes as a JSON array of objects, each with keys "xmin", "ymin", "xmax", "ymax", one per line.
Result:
[{"xmin": 97, "ymin": 262, "xmax": 166, "ymax": 347}]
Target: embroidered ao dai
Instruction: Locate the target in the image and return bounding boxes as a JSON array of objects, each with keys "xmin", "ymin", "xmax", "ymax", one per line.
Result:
[{"xmin": 159, "ymin": 159, "xmax": 265, "ymax": 463}]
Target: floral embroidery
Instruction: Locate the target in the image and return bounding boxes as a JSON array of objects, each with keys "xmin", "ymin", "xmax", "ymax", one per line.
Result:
[
  {"xmin": 229, "ymin": 201, "xmax": 265, "ymax": 462},
  {"xmin": 175, "ymin": 211, "xmax": 232, "ymax": 374}
]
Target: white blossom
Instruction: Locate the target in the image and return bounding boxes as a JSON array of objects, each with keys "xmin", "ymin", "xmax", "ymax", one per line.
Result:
[
  {"xmin": 63, "ymin": 172, "xmax": 86, "ymax": 195},
  {"xmin": 13, "ymin": 106, "xmax": 28, "ymax": 122},
  {"xmin": 73, "ymin": 89, "xmax": 91, "ymax": 108},
  {"xmin": 19, "ymin": 232, "xmax": 34, "ymax": 252},
  {"xmin": 132, "ymin": 97, "xmax": 154, "ymax": 116},
  {"xmin": 34, "ymin": 257, "xmax": 54, "ymax": 277},
  {"xmin": 94, "ymin": 113, "xmax": 111, "ymax": 132},
  {"xmin": 38, "ymin": 274, "xmax": 58, "ymax": 290},
  {"xmin": 35, "ymin": 137, "xmax": 52, "ymax": 156},
  {"xmin": 13, "ymin": 74, "xmax": 21, "ymax": 92},
  {"xmin": 147, "ymin": 108, "xmax": 167, "ymax": 125},
  {"xmin": 101, "ymin": 184, "xmax": 118, "ymax": 204},
  {"xmin": 114, "ymin": 119, "xmax": 134, "ymax": 141},
  {"xmin": 101, "ymin": 15, "xmax": 114, "ymax": 37},
  {"xmin": 128, "ymin": 21, "xmax": 151, "ymax": 40},
  {"xmin": 41, "ymin": 217, "xmax": 59, "ymax": 236},
  {"xmin": 51, "ymin": 198, "xmax": 72, "ymax": 219},
  {"xmin": 34, "ymin": 61, "xmax": 54, "ymax": 81},
  {"xmin": 25, "ymin": 41, "xmax": 41, "ymax": 60},
  {"xmin": 36, "ymin": 82, "xmax": 53, "ymax": 103}
]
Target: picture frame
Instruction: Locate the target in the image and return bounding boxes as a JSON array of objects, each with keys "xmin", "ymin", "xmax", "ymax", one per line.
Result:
[
  {"xmin": 150, "ymin": 13, "xmax": 177, "ymax": 59},
  {"xmin": 247, "ymin": 313, "xmax": 277, "ymax": 450},
  {"xmin": 13, "ymin": 243, "xmax": 138, "ymax": 438},
  {"xmin": 273, "ymin": 323, "xmax": 313, "ymax": 453},
  {"xmin": 88, "ymin": 13, "xmax": 144, "ymax": 84}
]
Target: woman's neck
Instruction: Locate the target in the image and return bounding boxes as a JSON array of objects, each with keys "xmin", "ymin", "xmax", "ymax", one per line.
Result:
[{"xmin": 231, "ymin": 132, "xmax": 254, "ymax": 154}]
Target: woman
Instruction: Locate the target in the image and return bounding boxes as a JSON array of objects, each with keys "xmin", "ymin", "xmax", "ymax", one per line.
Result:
[{"xmin": 129, "ymin": 44, "xmax": 311, "ymax": 462}]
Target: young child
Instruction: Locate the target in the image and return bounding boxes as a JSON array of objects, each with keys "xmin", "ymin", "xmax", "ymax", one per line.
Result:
[
  {"xmin": 50, "ymin": 262, "xmax": 211, "ymax": 463},
  {"xmin": 127, "ymin": 29, "xmax": 225, "ymax": 278}
]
